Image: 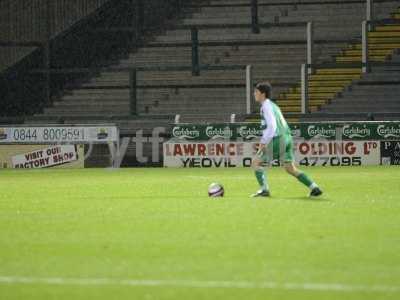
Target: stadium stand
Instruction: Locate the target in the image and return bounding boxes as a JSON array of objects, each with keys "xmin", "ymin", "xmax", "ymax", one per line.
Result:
[
  {"xmin": 289, "ymin": 5, "xmax": 400, "ymax": 121},
  {"xmin": 303, "ymin": 52, "xmax": 400, "ymax": 121},
  {"xmin": 0, "ymin": 0, "xmax": 399, "ymax": 128},
  {"xmin": 0, "ymin": 0, "xmax": 112, "ymax": 72}
]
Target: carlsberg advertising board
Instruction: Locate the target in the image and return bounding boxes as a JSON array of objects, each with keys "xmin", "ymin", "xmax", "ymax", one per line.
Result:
[
  {"xmin": 170, "ymin": 122, "xmax": 400, "ymax": 141},
  {"xmin": 165, "ymin": 121, "xmax": 400, "ymax": 167}
]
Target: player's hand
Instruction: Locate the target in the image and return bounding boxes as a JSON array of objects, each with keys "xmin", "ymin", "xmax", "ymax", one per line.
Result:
[{"xmin": 256, "ymin": 143, "xmax": 266, "ymax": 155}]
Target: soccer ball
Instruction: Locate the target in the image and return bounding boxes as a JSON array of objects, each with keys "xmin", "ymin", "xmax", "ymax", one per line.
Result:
[{"xmin": 208, "ymin": 183, "xmax": 224, "ymax": 197}]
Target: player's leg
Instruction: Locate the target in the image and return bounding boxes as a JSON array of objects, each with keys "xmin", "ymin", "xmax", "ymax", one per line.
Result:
[
  {"xmin": 282, "ymin": 135, "xmax": 322, "ymax": 197},
  {"xmin": 251, "ymin": 153, "xmax": 270, "ymax": 197},
  {"xmin": 284, "ymin": 162, "xmax": 322, "ymax": 196}
]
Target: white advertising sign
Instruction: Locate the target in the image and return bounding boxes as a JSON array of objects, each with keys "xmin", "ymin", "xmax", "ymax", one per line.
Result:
[
  {"xmin": 294, "ymin": 140, "xmax": 380, "ymax": 167},
  {"xmin": 0, "ymin": 126, "xmax": 118, "ymax": 144},
  {"xmin": 163, "ymin": 140, "xmax": 381, "ymax": 167},
  {"xmin": 12, "ymin": 145, "xmax": 78, "ymax": 169}
]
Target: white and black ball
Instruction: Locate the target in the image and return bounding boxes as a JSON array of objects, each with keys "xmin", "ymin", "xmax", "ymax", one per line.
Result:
[{"xmin": 208, "ymin": 183, "xmax": 224, "ymax": 197}]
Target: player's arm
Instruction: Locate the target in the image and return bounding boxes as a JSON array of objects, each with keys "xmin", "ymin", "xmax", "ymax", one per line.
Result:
[{"xmin": 258, "ymin": 103, "xmax": 277, "ymax": 153}]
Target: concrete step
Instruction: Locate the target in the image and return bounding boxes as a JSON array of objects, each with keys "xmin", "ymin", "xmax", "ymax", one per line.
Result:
[
  {"xmin": 160, "ymin": 30, "xmax": 306, "ymax": 39},
  {"xmin": 369, "ymin": 66, "xmax": 400, "ymax": 73},
  {"xmin": 349, "ymin": 84, "xmax": 400, "ymax": 91},
  {"xmin": 325, "ymin": 98, "xmax": 400, "ymax": 105},
  {"xmin": 177, "ymin": 113, "xmax": 238, "ymax": 123},
  {"xmin": 41, "ymin": 110, "xmax": 131, "ymax": 116},
  {"xmin": 139, "ymin": 99, "xmax": 246, "ymax": 106},
  {"xmin": 154, "ymin": 31, "xmax": 307, "ymax": 43},
  {"xmin": 118, "ymin": 56, "xmax": 308, "ymax": 66},
  {"xmin": 183, "ymin": 17, "xmax": 273, "ymax": 26},
  {"xmin": 192, "ymin": 6, "xmax": 284, "ymax": 13},
  {"xmin": 320, "ymin": 105, "xmax": 400, "ymax": 112},
  {"xmin": 60, "ymin": 89, "xmax": 251, "ymax": 101},
  {"xmin": 288, "ymin": 9, "xmax": 393, "ymax": 18},
  {"xmin": 201, "ymin": 48, "xmax": 308, "ymax": 56},
  {"xmin": 45, "ymin": 103, "xmax": 130, "ymax": 111},
  {"xmin": 163, "ymin": 26, "xmax": 361, "ymax": 37},
  {"xmin": 138, "ymin": 108, "xmax": 246, "ymax": 115},
  {"xmin": 118, "ymin": 58, "xmax": 192, "ymax": 66},
  {"xmin": 357, "ymin": 76, "xmax": 400, "ymax": 82},
  {"xmin": 136, "ymin": 44, "xmax": 339, "ymax": 54},
  {"xmin": 292, "ymin": 2, "xmax": 398, "ymax": 10},
  {"xmin": 69, "ymin": 89, "xmax": 130, "ymax": 96},
  {"xmin": 139, "ymin": 103, "xmax": 246, "ymax": 110},
  {"xmin": 61, "ymin": 94, "xmax": 129, "ymax": 101},
  {"xmin": 54, "ymin": 98, "xmax": 129, "ymax": 106},
  {"xmin": 136, "ymin": 87, "xmax": 247, "ymax": 95},
  {"xmin": 188, "ymin": 5, "xmax": 394, "ymax": 19},
  {"xmin": 185, "ymin": 14, "xmax": 354, "ymax": 24},
  {"xmin": 80, "ymin": 79, "xmax": 245, "ymax": 87},
  {"xmin": 76, "ymin": 72, "xmax": 300, "ymax": 84},
  {"xmin": 78, "ymin": 77, "xmax": 297, "ymax": 88},
  {"xmin": 154, "ymin": 31, "xmax": 357, "ymax": 43},
  {"xmin": 206, "ymin": 0, "xmax": 390, "ymax": 5},
  {"xmin": 200, "ymin": 59, "xmax": 307, "ymax": 66},
  {"xmin": 340, "ymin": 91, "xmax": 400, "ymax": 97},
  {"xmin": 86, "ymin": 68, "xmax": 304, "ymax": 79}
]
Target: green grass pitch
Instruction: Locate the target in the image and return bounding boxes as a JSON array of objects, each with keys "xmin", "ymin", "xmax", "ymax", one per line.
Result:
[{"xmin": 0, "ymin": 166, "xmax": 399, "ymax": 300}]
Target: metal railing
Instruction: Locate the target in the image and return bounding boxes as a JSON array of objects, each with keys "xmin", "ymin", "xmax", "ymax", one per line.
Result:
[
  {"xmin": 30, "ymin": 64, "xmax": 252, "ymax": 116},
  {"xmin": 362, "ymin": 20, "xmax": 370, "ymax": 73},
  {"xmin": 301, "ymin": 64, "xmax": 309, "ymax": 114}
]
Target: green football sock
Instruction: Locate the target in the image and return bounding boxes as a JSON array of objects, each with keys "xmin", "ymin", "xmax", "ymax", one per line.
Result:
[
  {"xmin": 297, "ymin": 172, "xmax": 317, "ymax": 190},
  {"xmin": 255, "ymin": 168, "xmax": 268, "ymax": 191}
]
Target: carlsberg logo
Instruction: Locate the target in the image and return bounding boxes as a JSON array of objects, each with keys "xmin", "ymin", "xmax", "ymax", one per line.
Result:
[
  {"xmin": 342, "ymin": 125, "xmax": 370, "ymax": 138},
  {"xmin": 291, "ymin": 129, "xmax": 301, "ymax": 138},
  {"xmin": 377, "ymin": 125, "xmax": 400, "ymax": 138},
  {"xmin": 172, "ymin": 126, "xmax": 200, "ymax": 139},
  {"xmin": 205, "ymin": 126, "xmax": 232, "ymax": 139},
  {"xmin": 307, "ymin": 125, "xmax": 336, "ymax": 138},
  {"xmin": 238, "ymin": 126, "xmax": 261, "ymax": 139}
]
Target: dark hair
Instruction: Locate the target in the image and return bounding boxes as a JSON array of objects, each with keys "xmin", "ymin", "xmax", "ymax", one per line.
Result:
[{"xmin": 255, "ymin": 81, "xmax": 272, "ymax": 98}]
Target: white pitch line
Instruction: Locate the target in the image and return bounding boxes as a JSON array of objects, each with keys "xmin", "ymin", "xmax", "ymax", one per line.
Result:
[{"xmin": 0, "ymin": 276, "xmax": 399, "ymax": 293}]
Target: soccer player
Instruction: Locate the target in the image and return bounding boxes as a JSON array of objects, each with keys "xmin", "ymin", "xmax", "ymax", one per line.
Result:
[{"xmin": 251, "ymin": 81, "xmax": 322, "ymax": 197}]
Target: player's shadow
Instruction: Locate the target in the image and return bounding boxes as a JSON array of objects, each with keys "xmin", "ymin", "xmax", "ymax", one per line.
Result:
[{"xmin": 276, "ymin": 196, "xmax": 330, "ymax": 202}]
